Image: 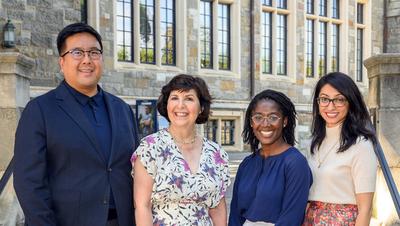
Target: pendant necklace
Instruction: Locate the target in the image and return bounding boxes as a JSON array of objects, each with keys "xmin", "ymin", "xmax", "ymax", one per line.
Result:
[
  {"xmin": 317, "ymin": 140, "xmax": 339, "ymax": 168},
  {"xmin": 168, "ymin": 128, "xmax": 197, "ymax": 145}
]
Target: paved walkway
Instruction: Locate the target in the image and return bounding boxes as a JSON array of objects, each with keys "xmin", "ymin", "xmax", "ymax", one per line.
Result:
[{"xmin": 226, "ymin": 151, "xmax": 251, "ymax": 213}]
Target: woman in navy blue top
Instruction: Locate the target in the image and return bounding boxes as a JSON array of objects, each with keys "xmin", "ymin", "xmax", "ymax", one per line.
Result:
[{"xmin": 229, "ymin": 89, "xmax": 312, "ymax": 226}]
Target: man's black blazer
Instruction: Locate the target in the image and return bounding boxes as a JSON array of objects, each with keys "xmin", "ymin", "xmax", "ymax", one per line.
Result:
[{"xmin": 14, "ymin": 82, "xmax": 138, "ymax": 226}]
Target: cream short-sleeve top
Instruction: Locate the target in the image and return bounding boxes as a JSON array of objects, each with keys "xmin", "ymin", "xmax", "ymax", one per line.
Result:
[{"xmin": 307, "ymin": 124, "xmax": 377, "ymax": 204}]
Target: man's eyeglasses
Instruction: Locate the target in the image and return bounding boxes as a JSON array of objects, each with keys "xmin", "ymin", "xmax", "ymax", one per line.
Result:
[
  {"xmin": 61, "ymin": 48, "xmax": 103, "ymax": 60},
  {"xmin": 317, "ymin": 97, "xmax": 347, "ymax": 107},
  {"xmin": 251, "ymin": 114, "xmax": 281, "ymax": 125}
]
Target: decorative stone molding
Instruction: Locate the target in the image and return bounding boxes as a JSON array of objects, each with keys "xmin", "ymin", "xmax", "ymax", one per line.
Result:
[{"xmin": 0, "ymin": 50, "xmax": 35, "ymax": 108}]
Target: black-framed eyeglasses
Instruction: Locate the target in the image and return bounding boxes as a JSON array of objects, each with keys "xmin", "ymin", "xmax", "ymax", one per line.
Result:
[
  {"xmin": 61, "ymin": 48, "xmax": 103, "ymax": 60},
  {"xmin": 317, "ymin": 97, "xmax": 347, "ymax": 107},
  {"xmin": 251, "ymin": 114, "xmax": 281, "ymax": 125}
]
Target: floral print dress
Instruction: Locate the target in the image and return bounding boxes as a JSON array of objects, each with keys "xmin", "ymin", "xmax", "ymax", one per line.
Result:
[{"xmin": 131, "ymin": 129, "xmax": 230, "ymax": 226}]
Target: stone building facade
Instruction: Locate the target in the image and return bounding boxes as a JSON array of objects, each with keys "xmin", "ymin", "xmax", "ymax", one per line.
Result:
[
  {"xmin": 386, "ymin": 0, "xmax": 400, "ymax": 53},
  {"xmin": 0, "ymin": 0, "xmax": 385, "ymax": 153}
]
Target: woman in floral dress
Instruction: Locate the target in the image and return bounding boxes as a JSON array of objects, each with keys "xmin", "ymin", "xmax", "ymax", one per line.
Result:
[{"xmin": 132, "ymin": 74, "xmax": 230, "ymax": 226}]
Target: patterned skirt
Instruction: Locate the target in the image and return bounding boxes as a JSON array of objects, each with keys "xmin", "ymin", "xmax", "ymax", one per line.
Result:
[{"xmin": 302, "ymin": 201, "xmax": 358, "ymax": 226}]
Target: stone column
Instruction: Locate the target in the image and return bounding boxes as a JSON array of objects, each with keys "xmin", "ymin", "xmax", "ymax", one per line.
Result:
[
  {"xmin": 365, "ymin": 53, "xmax": 400, "ymax": 226},
  {"xmin": 0, "ymin": 49, "xmax": 34, "ymax": 226}
]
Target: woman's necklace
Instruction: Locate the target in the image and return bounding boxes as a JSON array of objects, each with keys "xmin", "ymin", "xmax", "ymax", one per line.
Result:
[
  {"xmin": 168, "ymin": 128, "xmax": 197, "ymax": 145},
  {"xmin": 317, "ymin": 140, "xmax": 339, "ymax": 168}
]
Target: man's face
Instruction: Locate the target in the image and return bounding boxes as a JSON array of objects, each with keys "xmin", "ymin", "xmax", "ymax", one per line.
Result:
[
  {"xmin": 59, "ymin": 32, "xmax": 103, "ymax": 96},
  {"xmin": 145, "ymin": 106, "xmax": 151, "ymax": 114}
]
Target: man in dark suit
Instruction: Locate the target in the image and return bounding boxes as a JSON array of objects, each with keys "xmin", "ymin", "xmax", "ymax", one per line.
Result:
[{"xmin": 13, "ymin": 23, "xmax": 138, "ymax": 226}]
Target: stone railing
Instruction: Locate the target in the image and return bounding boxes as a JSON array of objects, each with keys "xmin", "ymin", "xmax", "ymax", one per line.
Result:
[{"xmin": 365, "ymin": 54, "xmax": 400, "ymax": 225}]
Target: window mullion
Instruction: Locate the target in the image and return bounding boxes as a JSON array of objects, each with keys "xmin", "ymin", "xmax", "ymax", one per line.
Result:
[
  {"xmin": 200, "ymin": 0, "xmax": 213, "ymax": 69},
  {"xmin": 306, "ymin": 19, "xmax": 315, "ymax": 77},
  {"xmin": 312, "ymin": 19, "xmax": 317, "ymax": 77},
  {"xmin": 155, "ymin": 0, "xmax": 161, "ymax": 66},
  {"xmin": 326, "ymin": 20, "xmax": 332, "ymax": 73},
  {"xmin": 271, "ymin": 13, "xmax": 277, "ymax": 75},
  {"xmin": 216, "ymin": 119, "xmax": 221, "ymax": 145},
  {"xmin": 133, "ymin": 0, "xmax": 140, "ymax": 64},
  {"xmin": 212, "ymin": 2, "xmax": 219, "ymax": 70},
  {"xmin": 327, "ymin": 0, "xmax": 331, "ymax": 18}
]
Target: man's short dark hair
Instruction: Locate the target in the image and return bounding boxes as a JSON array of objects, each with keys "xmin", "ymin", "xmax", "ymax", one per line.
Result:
[{"xmin": 56, "ymin": 22, "xmax": 103, "ymax": 55}]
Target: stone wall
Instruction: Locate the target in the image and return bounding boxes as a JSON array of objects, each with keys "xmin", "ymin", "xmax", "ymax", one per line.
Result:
[
  {"xmin": 372, "ymin": 0, "xmax": 385, "ymax": 54},
  {"xmin": 0, "ymin": 0, "xmax": 82, "ymax": 87},
  {"xmin": 387, "ymin": 0, "xmax": 400, "ymax": 52},
  {"xmin": 0, "ymin": 0, "xmax": 386, "ymax": 153}
]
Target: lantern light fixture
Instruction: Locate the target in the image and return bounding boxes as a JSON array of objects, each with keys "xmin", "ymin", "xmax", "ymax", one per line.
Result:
[{"xmin": 3, "ymin": 19, "xmax": 16, "ymax": 48}]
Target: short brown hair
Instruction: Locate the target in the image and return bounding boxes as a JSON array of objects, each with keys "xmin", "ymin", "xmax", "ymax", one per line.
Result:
[{"xmin": 157, "ymin": 74, "xmax": 212, "ymax": 124}]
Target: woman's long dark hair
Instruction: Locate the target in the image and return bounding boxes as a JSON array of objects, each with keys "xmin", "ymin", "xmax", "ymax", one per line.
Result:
[
  {"xmin": 243, "ymin": 89, "xmax": 297, "ymax": 153},
  {"xmin": 311, "ymin": 72, "xmax": 377, "ymax": 154}
]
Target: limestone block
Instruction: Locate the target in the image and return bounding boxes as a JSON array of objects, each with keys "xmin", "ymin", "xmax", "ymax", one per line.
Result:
[
  {"xmin": 0, "ymin": 75, "xmax": 18, "ymax": 107},
  {"xmin": 36, "ymin": 8, "xmax": 63, "ymax": 31},
  {"xmin": 379, "ymin": 75, "xmax": 400, "ymax": 108},
  {"xmin": 0, "ymin": 53, "xmax": 33, "ymax": 108},
  {"xmin": 31, "ymin": 31, "xmax": 54, "ymax": 48},
  {"xmin": 7, "ymin": 10, "xmax": 27, "ymax": 22},
  {"xmin": 187, "ymin": 0, "xmax": 196, "ymax": 8},
  {"xmin": 53, "ymin": 0, "xmax": 72, "ymax": 9},
  {"xmin": 0, "ymin": 75, "xmax": 29, "ymax": 108},
  {"xmin": 0, "ymin": 108, "xmax": 21, "ymax": 171},
  {"xmin": 0, "ymin": 52, "xmax": 35, "ymax": 77},
  {"xmin": 368, "ymin": 75, "xmax": 379, "ymax": 108},
  {"xmin": 2, "ymin": 0, "xmax": 25, "ymax": 10},
  {"xmin": 65, "ymin": 9, "xmax": 81, "ymax": 21},
  {"xmin": 387, "ymin": 4, "xmax": 400, "ymax": 17},
  {"xmin": 26, "ymin": 0, "xmax": 38, "ymax": 6},
  {"xmin": 365, "ymin": 54, "xmax": 400, "ymax": 75},
  {"xmin": 189, "ymin": 48, "xmax": 198, "ymax": 58},
  {"xmin": 220, "ymin": 80, "xmax": 235, "ymax": 91},
  {"xmin": 134, "ymin": 78, "xmax": 150, "ymax": 89},
  {"xmin": 36, "ymin": 0, "xmax": 52, "ymax": 8},
  {"xmin": 0, "ymin": 10, "xmax": 6, "ymax": 20},
  {"xmin": 104, "ymin": 57, "xmax": 114, "ymax": 69},
  {"xmin": 376, "ymin": 109, "xmax": 400, "ymax": 167}
]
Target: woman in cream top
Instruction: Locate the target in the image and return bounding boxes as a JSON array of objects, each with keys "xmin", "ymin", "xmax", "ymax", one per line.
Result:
[
  {"xmin": 308, "ymin": 124, "xmax": 377, "ymax": 204},
  {"xmin": 304, "ymin": 72, "xmax": 378, "ymax": 226}
]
